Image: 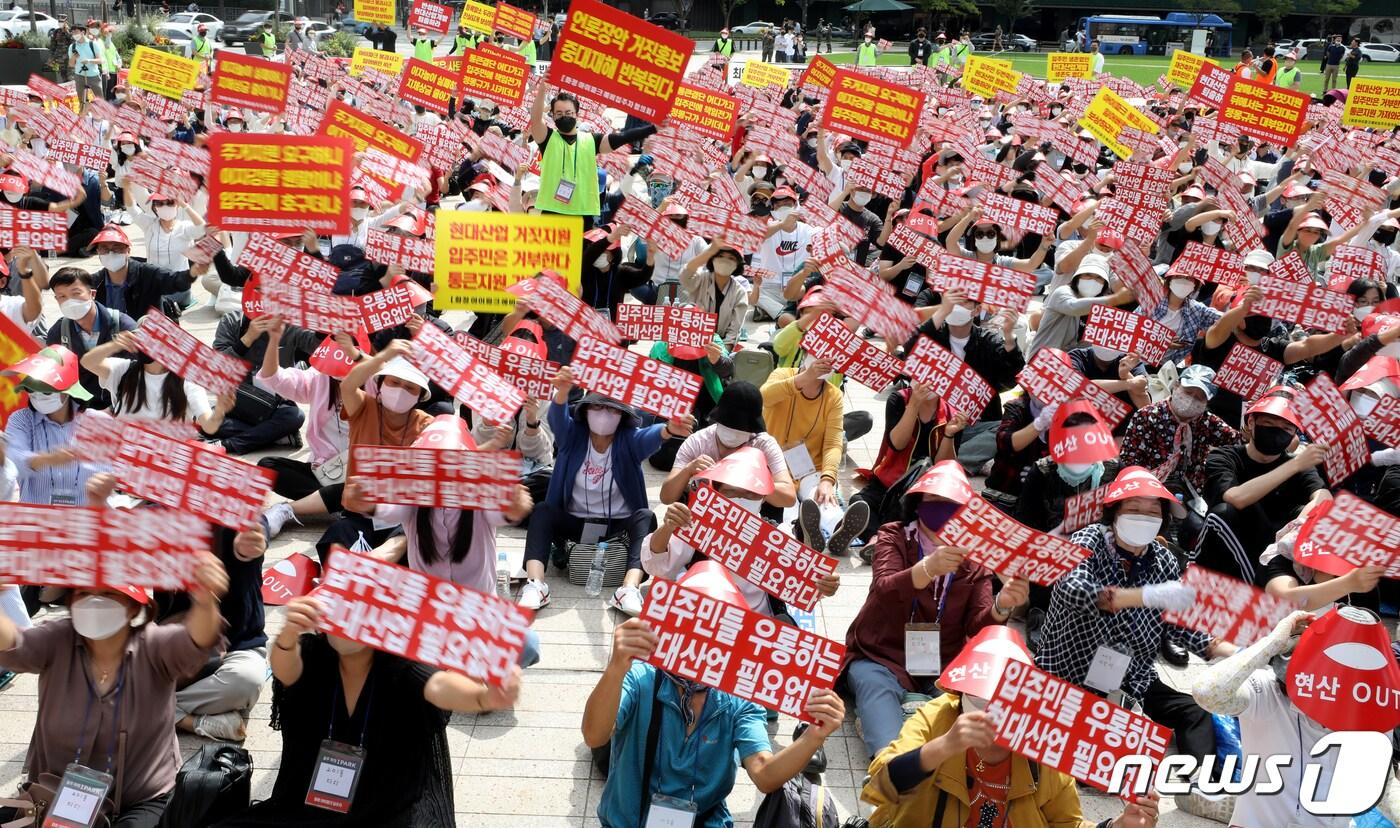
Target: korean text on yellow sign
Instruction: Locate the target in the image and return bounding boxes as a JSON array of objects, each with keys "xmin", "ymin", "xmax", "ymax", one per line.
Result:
[
  {"xmin": 128, "ymin": 46, "xmax": 201, "ymax": 100},
  {"xmin": 1078, "ymin": 86, "xmax": 1159, "ymax": 159},
  {"xmin": 962, "ymin": 55, "xmax": 1021, "ymax": 99},
  {"xmin": 740, "ymin": 60, "xmax": 791, "ymax": 89},
  {"xmin": 1343, "ymin": 78, "xmax": 1400, "ymax": 130},
  {"xmin": 354, "ymin": 0, "xmax": 395, "ymax": 26},
  {"xmin": 1046, "ymin": 53, "xmax": 1093, "ymax": 84},
  {"xmin": 460, "ymin": 0, "xmax": 496, "ymax": 33},
  {"xmin": 435, "ymin": 212, "xmax": 584, "ymax": 313},
  {"xmin": 349, "ymin": 47, "xmax": 406, "ymax": 77},
  {"xmin": 1166, "ymin": 50, "xmax": 1219, "ymax": 89}
]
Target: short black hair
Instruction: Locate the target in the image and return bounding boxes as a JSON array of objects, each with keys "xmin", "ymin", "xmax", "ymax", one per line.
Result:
[
  {"xmin": 551, "ymin": 92, "xmax": 578, "ymax": 111},
  {"xmin": 49, "ymin": 267, "xmax": 94, "ymax": 290}
]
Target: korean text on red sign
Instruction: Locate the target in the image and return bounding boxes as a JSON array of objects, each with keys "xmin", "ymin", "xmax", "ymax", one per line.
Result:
[
  {"xmin": 799, "ymin": 312, "xmax": 902, "ymax": 392},
  {"xmin": 569, "ymin": 336, "xmax": 700, "ymax": 420},
  {"xmin": 614, "ymin": 303, "xmax": 718, "ymax": 350},
  {"xmin": 115, "ymin": 424, "xmax": 275, "ymax": 530},
  {"xmin": 135, "ymin": 311, "xmax": 250, "ymax": 397},
  {"xmin": 0, "ymin": 207, "xmax": 68, "ymax": 251},
  {"xmin": 676, "ymin": 486, "xmax": 838, "ymax": 612},
  {"xmin": 902, "ymin": 336, "xmax": 996, "ymax": 420},
  {"xmin": 208, "ymin": 134, "xmax": 353, "ymax": 235},
  {"xmin": 410, "ymin": 323, "xmax": 525, "ymax": 424},
  {"xmin": 1293, "ymin": 372, "xmax": 1371, "ymax": 485},
  {"xmin": 1214, "ymin": 343, "xmax": 1281, "ymax": 403},
  {"xmin": 547, "ymin": 0, "xmax": 693, "ymax": 122},
  {"xmin": 453, "ymin": 333, "xmax": 559, "ymax": 400},
  {"xmin": 989, "ymin": 659, "xmax": 1169, "ymax": 795},
  {"xmin": 349, "ymin": 446, "xmax": 520, "ymax": 510},
  {"xmin": 642, "ymin": 577, "xmax": 845, "ymax": 721},
  {"xmin": 209, "ymin": 51, "xmax": 291, "ymax": 114},
  {"xmin": 1161, "ymin": 566, "xmax": 1296, "ymax": 648},
  {"xmin": 0, "ymin": 504, "xmax": 210, "ymax": 590},
  {"xmin": 1297, "ymin": 491, "xmax": 1400, "ymax": 577},
  {"xmin": 820, "ymin": 69, "xmax": 925, "ymax": 149},
  {"xmin": 1082, "ymin": 305, "xmax": 1175, "ymax": 366},
  {"xmin": 318, "ymin": 548, "xmax": 532, "ymax": 686},
  {"xmin": 938, "ymin": 494, "xmax": 1092, "ymax": 586}
]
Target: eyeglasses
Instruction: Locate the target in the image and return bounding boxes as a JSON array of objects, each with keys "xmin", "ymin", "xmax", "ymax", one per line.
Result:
[{"xmin": 972, "ymin": 230, "xmax": 998, "ymax": 239}]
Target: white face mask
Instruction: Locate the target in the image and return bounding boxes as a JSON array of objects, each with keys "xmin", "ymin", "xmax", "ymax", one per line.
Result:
[
  {"xmin": 1246, "ymin": 270, "xmax": 1263, "ymax": 286},
  {"xmin": 1352, "ymin": 393, "xmax": 1380, "ymax": 417},
  {"xmin": 351, "ymin": 207, "xmax": 369, "ymax": 221},
  {"xmin": 228, "ymin": 122, "xmax": 244, "ymax": 132},
  {"xmin": 99, "ymin": 253, "xmax": 127, "ymax": 272},
  {"xmin": 1076, "ymin": 278, "xmax": 1105, "ymax": 298},
  {"xmin": 851, "ymin": 190, "xmax": 872, "ymax": 208},
  {"xmin": 29, "ymin": 392, "xmax": 65, "ymax": 415},
  {"xmin": 771, "ymin": 206, "xmax": 794, "ymax": 221},
  {"xmin": 962, "ymin": 694, "xmax": 989, "ymax": 713},
  {"xmin": 593, "ymin": 254, "xmax": 612, "ymax": 270},
  {"xmin": 378, "ymin": 385, "xmax": 419, "ymax": 414},
  {"xmin": 120, "ymin": 143, "xmax": 136, "ymax": 155},
  {"xmin": 459, "ymin": 200, "xmax": 489, "ymax": 212},
  {"xmin": 59, "ymin": 298, "xmax": 93, "ymax": 320},
  {"xmin": 1170, "ymin": 387, "xmax": 1208, "ymax": 420},
  {"xmin": 1114, "ymin": 513, "xmax": 1163, "ymax": 548},
  {"xmin": 1201, "ymin": 220, "xmax": 1222, "ymax": 236},
  {"xmin": 1177, "ymin": 162, "xmax": 1192, "ymax": 173},
  {"xmin": 711, "ymin": 257, "xmax": 737, "ymax": 277},
  {"xmin": 587, "ymin": 407, "xmax": 622, "ymax": 436},
  {"xmin": 946, "ymin": 304, "xmax": 974, "ymax": 327},
  {"xmin": 155, "ymin": 205, "xmax": 177, "ymax": 221},
  {"xmin": 714, "ymin": 424, "xmax": 752, "ymax": 448},
  {"xmin": 838, "ymin": 158, "xmax": 853, "ymax": 170},
  {"xmin": 732, "ymin": 496, "xmax": 763, "ymax": 514},
  {"xmin": 1061, "ymin": 462, "xmax": 1093, "ymax": 476},
  {"xmin": 752, "ymin": 166, "xmax": 769, "ymax": 179},
  {"xmin": 1354, "ymin": 305, "xmax": 1374, "ymax": 321},
  {"xmin": 70, "ymin": 595, "xmax": 131, "ymax": 641},
  {"xmin": 974, "ymin": 236, "xmax": 997, "ymax": 253},
  {"xmin": 1169, "ymin": 278, "xmax": 1195, "ymax": 299},
  {"xmin": 1, "ymin": 191, "xmax": 18, "ymax": 203},
  {"xmin": 1091, "ymin": 345, "xmax": 1121, "ymax": 362}
]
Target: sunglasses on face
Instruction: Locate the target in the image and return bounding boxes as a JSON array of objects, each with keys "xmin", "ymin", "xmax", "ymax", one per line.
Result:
[{"xmin": 972, "ymin": 231, "xmax": 997, "ymax": 239}]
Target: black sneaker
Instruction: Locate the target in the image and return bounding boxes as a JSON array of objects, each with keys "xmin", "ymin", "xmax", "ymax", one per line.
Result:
[
  {"xmin": 827, "ymin": 501, "xmax": 870, "ymax": 559},
  {"xmin": 798, "ymin": 499, "xmax": 824, "ymax": 554},
  {"xmin": 278, "ymin": 430, "xmax": 304, "ymax": 449}
]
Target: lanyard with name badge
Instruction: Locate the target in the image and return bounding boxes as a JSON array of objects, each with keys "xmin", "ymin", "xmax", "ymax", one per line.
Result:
[
  {"xmin": 43, "ymin": 663, "xmax": 127, "ymax": 828},
  {"xmin": 305, "ymin": 675, "xmax": 375, "ymax": 814},
  {"xmin": 642, "ymin": 678, "xmax": 702, "ymax": 828},
  {"xmin": 553, "ymin": 134, "xmax": 580, "ymax": 204},
  {"xmin": 906, "ymin": 573, "xmax": 952, "ymax": 676}
]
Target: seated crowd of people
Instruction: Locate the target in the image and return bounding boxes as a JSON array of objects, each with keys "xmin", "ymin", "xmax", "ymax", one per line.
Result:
[{"xmin": 1, "ymin": 13, "xmax": 1400, "ymax": 828}]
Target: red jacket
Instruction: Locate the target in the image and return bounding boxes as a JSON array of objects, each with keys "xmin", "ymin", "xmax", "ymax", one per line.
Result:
[{"xmin": 840, "ymin": 521, "xmax": 1001, "ymax": 691}]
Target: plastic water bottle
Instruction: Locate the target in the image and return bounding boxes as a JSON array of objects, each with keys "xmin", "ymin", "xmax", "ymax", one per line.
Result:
[
  {"xmin": 496, "ymin": 550, "xmax": 511, "ymax": 600},
  {"xmin": 585, "ymin": 541, "xmax": 608, "ymax": 597}
]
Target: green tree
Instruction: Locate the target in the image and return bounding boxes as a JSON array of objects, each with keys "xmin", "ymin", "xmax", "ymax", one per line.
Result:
[
  {"xmin": 991, "ymin": 0, "xmax": 1037, "ymax": 35},
  {"xmin": 919, "ymin": 0, "xmax": 977, "ymax": 25},
  {"xmin": 1305, "ymin": 0, "xmax": 1360, "ymax": 39},
  {"xmin": 719, "ymin": 0, "xmax": 748, "ymax": 28},
  {"xmin": 1255, "ymin": 0, "xmax": 1290, "ymax": 42}
]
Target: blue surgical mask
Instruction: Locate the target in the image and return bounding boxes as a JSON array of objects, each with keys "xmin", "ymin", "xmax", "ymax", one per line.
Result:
[{"xmin": 1057, "ymin": 461, "xmax": 1101, "ymax": 486}]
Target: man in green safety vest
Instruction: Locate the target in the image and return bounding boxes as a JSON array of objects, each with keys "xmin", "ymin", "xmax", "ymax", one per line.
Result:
[
  {"xmin": 450, "ymin": 25, "xmax": 477, "ymax": 54},
  {"xmin": 412, "ymin": 27, "xmax": 437, "ymax": 61},
  {"xmin": 512, "ymin": 30, "xmax": 536, "ymax": 65},
  {"xmin": 953, "ymin": 31, "xmax": 971, "ymax": 66},
  {"xmin": 258, "ymin": 22, "xmax": 276, "ymax": 55},
  {"xmin": 189, "ymin": 23, "xmax": 213, "ymax": 65},
  {"xmin": 100, "ymin": 23, "xmax": 120, "ymax": 100},
  {"xmin": 856, "ymin": 32, "xmax": 878, "ymax": 65},
  {"xmin": 928, "ymin": 32, "xmax": 950, "ymax": 67},
  {"xmin": 713, "ymin": 27, "xmax": 733, "ymax": 58},
  {"xmin": 1276, "ymin": 50, "xmax": 1302, "ymax": 90},
  {"xmin": 528, "ymin": 89, "xmax": 657, "ymax": 229}
]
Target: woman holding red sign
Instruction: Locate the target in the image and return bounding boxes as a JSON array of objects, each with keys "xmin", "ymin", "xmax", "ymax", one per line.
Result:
[{"xmin": 81, "ymin": 330, "xmax": 235, "ymax": 435}]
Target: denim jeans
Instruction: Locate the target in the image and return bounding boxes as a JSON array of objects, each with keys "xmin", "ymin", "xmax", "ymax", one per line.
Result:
[{"xmin": 846, "ymin": 658, "xmax": 910, "ymax": 759}]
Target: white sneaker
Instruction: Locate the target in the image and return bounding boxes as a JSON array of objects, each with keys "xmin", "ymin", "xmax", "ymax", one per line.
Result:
[
  {"xmin": 610, "ymin": 585, "xmax": 643, "ymax": 616},
  {"xmin": 262, "ymin": 502, "xmax": 299, "ymax": 539},
  {"xmin": 193, "ymin": 711, "xmax": 247, "ymax": 742},
  {"xmin": 517, "ymin": 579, "xmax": 551, "ymax": 610}
]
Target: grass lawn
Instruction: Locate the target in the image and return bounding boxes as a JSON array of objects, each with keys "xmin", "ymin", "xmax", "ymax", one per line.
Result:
[{"xmin": 819, "ymin": 50, "xmax": 1400, "ymax": 98}]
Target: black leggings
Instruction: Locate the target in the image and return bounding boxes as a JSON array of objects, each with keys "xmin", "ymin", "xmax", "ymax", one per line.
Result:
[{"xmin": 256, "ymin": 456, "xmax": 344, "ymax": 508}]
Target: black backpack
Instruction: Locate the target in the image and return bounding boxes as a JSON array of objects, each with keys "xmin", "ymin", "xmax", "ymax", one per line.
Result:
[
  {"xmin": 159, "ymin": 744, "xmax": 252, "ymax": 828},
  {"xmin": 753, "ymin": 774, "xmax": 841, "ymax": 828}
]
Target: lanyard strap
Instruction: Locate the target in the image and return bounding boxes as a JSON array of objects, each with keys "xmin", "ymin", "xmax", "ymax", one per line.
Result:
[
  {"xmin": 911, "ymin": 572, "xmax": 953, "ymax": 624},
  {"xmin": 74, "ymin": 660, "xmax": 128, "ymax": 773},
  {"xmin": 329, "ymin": 673, "xmax": 376, "ymax": 748}
]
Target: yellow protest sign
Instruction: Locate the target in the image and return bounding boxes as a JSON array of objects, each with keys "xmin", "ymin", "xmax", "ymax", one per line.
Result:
[
  {"xmin": 1343, "ymin": 78, "xmax": 1400, "ymax": 130},
  {"xmin": 434, "ymin": 212, "xmax": 584, "ymax": 313},
  {"xmin": 461, "ymin": 0, "xmax": 496, "ymax": 33},
  {"xmin": 962, "ymin": 55, "xmax": 1020, "ymax": 99},
  {"xmin": 349, "ymin": 47, "xmax": 406, "ymax": 77},
  {"xmin": 1078, "ymin": 86, "xmax": 1159, "ymax": 159},
  {"xmin": 354, "ymin": 0, "xmax": 394, "ymax": 26},
  {"xmin": 740, "ymin": 60, "xmax": 791, "ymax": 89},
  {"xmin": 1046, "ymin": 53, "xmax": 1093, "ymax": 83},
  {"xmin": 1166, "ymin": 50, "xmax": 1219, "ymax": 89},
  {"xmin": 127, "ymin": 46, "xmax": 201, "ymax": 100}
]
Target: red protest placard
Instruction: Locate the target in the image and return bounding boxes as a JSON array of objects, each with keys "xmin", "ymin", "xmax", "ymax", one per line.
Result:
[
  {"xmin": 1296, "ymin": 492, "xmax": 1400, "ymax": 577},
  {"xmin": 407, "ymin": 0, "xmax": 452, "ymax": 33},
  {"xmin": 940, "ymin": 494, "xmax": 1093, "ymax": 585},
  {"xmin": 238, "ymin": 233, "xmax": 340, "ymax": 292},
  {"xmin": 73, "ymin": 410, "xmax": 197, "ymax": 463},
  {"xmin": 491, "ymin": 2, "xmax": 536, "ymax": 40},
  {"xmin": 642, "ymin": 577, "xmax": 844, "ymax": 721},
  {"xmin": 1034, "ymin": 162, "xmax": 1079, "ymax": 215},
  {"xmin": 309, "ymin": 335, "xmax": 359, "ymax": 379},
  {"xmin": 1082, "ymin": 305, "xmax": 1175, "ymax": 365},
  {"xmin": 570, "ymin": 336, "xmax": 700, "ymax": 420},
  {"xmin": 1218, "ymin": 75, "xmax": 1309, "ymax": 147},
  {"xmin": 208, "ymin": 134, "xmax": 352, "ymax": 235},
  {"xmin": 1214, "ymin": 343, "xmax": 1281, "ymax": 403},
  {"xmin": 126, "ymin": 155, "xmax": 198, "ymax": 204},
  {"xmin": 1110, "ymin": 243, "xmax": 1167, "ymax": 312},
  {"xmin": 115, "ymin": 424, "xmax": 274, "ymax": 530},
  {"xmin": 1293, "ymin": 373, "xmax": 1370, "ymax": 485},
  {"xmin": 1269, "ymin": 251, "xmax": 1312, "ymax": 284},
  {"xmin": 800, "ymin": 312, "xmax": 903, "ymax": 391},
  {"xmin": 0, "ymin": 207, "xmax": 68, "ymax": 251},
  {"xmin": 318, "ymin": 548, "xmax": 532, "ymax": 685},
  {"xmin": 613, "ymin": 196, "xmax": 691, "ymax": 260},
  {"xmin": 1165, "ymin": 241, "xmax": 1243, "ymax": 287},
  {"xmin": 349, "ymin": 445, "xmax": 520, "ymax": 509},
  {"xmin": 821, "ymin": 69, "xmax": 924, "ymax": 149},
  {"xmin": 318, "ymin": 99, "xmax": 425, "ymax": 166},
  {"xmin": 357, "ymin": 283, "xmax": 417, "ymax": 333},
  {"xmin": 1093, "ymin": 197, "xmax": 1162, "ymax": 248},
  {"xmin": 364, "ymin": 228, "xmax": 435, "ymax": 274},
  {"xmin": 135, "ymin": 312, "xmax": 249, "ymax": 397},
  {"xmin": 978, "ymin": 192, "xmax": 1059, "ymax": 238},
  {"xmin": 1366, "ymin": 395, "xmax": 1400, "ymax": 448},
  {"xmin": 844, "ymin": 158, "xmax": 909, "ymax": 201},
  {"xmin": 676, "ymin": 485, "xmax": 838, "ymax": 612},
  {"xmin": 989, "ymin": 659, "xmax": 1168, "ymax": 795},
  {"xmin": 1162, "ymin": 566, "xmax": 1296, "ymax": 647},
  {"xmin": 1254, "ymin": 275, "xmax": 1352, "ymax": 333},
  {"xmin": 684, "ymin": 201, "xmax": 766, "ymax": 253},
  {"xmin": 930, "ymin": 252, "xmax": 1038, "ymax": 313},
  {"xmin": 452, "ymin": 333, "xmax": 559, "ymax": 400},
  {"xmin": 506, "ymin": 275, "xmax": 622, "ymax": 345},
  {"xmin": 398, "ymin": 57, "xmax": 460, "ymax": 116},
  {"xmin": 459, "ymin": 45, "xmax": 530, "ymax": 108},
  {"xmin": 548, "ymin": 0, "xmax": 692, "ymax": 122},
  {"xmin": 798, "ymin": 55, "xmax": 837, "ymax": 91},
  {"xmin": 667, "ymin": 82, "xmax": 739, "ymax": 141},
  {"xmin": 1063, "ymin": 484, "xmax": 1109, "ymax": 533},
  {"xmin": 209, "ymin": 51, "xmax": 291, "ymax": 114},
  {"xmin": 411, "ymin": 323, "xmax": 524, "ymax": 423},
  {"xmin": 902, "ymin": 336, "xmax": 996, "ymax": 420},
  {"xmin": 7, "ymin": 151, "xmax": 79, "ymax": 198},
  {"xmin": 0, "ymin": 504, "xmax": 210, "ymax": 591},
  {"xmin": 46, "ymin": 139, "xmax": 110, "ymax": 172},
  {"xmin": 887, "ymin": 224, "xmax": 942, "ymax": 272},
  {"xmin": 1328, "ymin": 244, "xmax": 1384, "ymax": 291},
  {"xmin": 1188, "ymin": 63, "xmax": 1231, "ymax": 110},
  {"xmin": 614, "ymin": 304, "xmax": 718, "ymax": 350},
  {"xmin": 1016, "ymin": 349, "xmax": 1132, "ymax": 429},
  {"xmin": 261, "ymin": 280, "xmax": 362, "ymax": 334}
]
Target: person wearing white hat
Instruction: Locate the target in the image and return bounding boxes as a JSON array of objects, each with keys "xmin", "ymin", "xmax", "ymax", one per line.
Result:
[{"xmin": 1030, "ymin": 254, "xmax": 1134, "ymax": 358}]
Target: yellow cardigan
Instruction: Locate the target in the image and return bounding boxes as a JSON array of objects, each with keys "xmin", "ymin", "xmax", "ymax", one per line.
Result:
[
  {"xmin": 760, "ymin": 368, "xmax": 845, "ymax": 484},
  {"xmin": 862, "ymin": 694, "xmax": 1095, "ymax": 828}
]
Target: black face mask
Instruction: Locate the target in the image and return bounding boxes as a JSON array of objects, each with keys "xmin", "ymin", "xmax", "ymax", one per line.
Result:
[
  {"xmin": 751, "ymin": 201, "xmax": 770, "ymax": 216},
  {"xmin": 1252, "ymin": 424, "xmax": 1294, "ymax": 456},
  {"xmin": 553, "ymin": 115, "xmax": 577, "ymax": 133},
  {"xmin": 1242, "ymin": 314, "xmax": 1273, "ymax": 340},
  {"xmin": 1375, "ymin": 230, "xmax": 1397, "ymax": 246}
]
